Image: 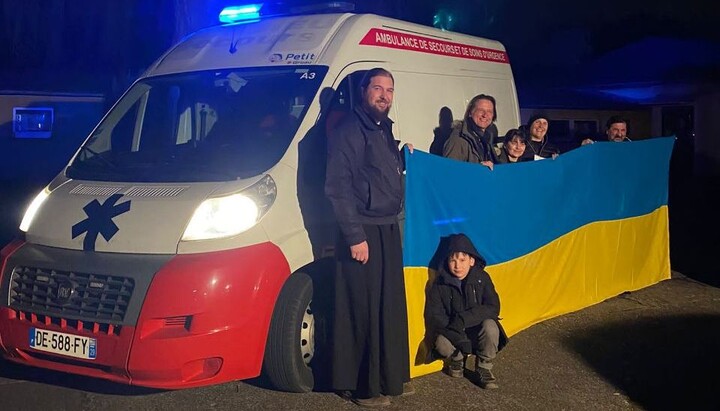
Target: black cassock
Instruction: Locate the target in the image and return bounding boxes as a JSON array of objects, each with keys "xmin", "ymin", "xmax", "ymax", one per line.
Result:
[{"xmin": 331, "ymin": 222, "xmax": 410, "ymax": 398}]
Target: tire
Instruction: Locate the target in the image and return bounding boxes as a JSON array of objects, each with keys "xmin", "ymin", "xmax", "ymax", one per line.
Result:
[{"xmin": 262, "ymin": 272, "xmax": 315, "ymax": 392}]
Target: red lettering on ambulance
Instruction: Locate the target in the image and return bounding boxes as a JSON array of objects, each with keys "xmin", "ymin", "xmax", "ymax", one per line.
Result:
[{"xmin": 361, "ymin": 28, "xmax": 509, "ymax": 64}]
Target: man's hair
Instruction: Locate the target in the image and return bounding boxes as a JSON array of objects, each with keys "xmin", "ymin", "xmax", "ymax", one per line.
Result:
[
  {"xmin": 606, "ymin": 115, "xmax": 627, "ymax": 130},
  {"xmin": 464, "ymin": 94, "xmax": 498, "ymax": 122},
  {"xmin": 359, "ymin": 68, "xmax": 394, "ymax": 93}
]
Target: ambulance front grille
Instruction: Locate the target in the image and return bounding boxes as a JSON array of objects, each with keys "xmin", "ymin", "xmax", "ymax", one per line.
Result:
[
  {"xmin": 9, "ymin": 266, "xmax": 134, "ymax": 324},
  {"xmin": 13, "ymin": 310, "xmax": 122, "ymax": 336}
]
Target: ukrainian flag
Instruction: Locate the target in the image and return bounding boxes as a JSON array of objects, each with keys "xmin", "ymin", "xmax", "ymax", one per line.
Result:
[{"xmin": 403, "ymin": 137, "xmax": 674, "ymax": 376}]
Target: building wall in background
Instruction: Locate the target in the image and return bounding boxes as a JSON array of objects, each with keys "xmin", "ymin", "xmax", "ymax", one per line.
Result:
[
  {"xmin": 519, "ymin": 108, "xmax": 652, "ymax": 152},
  {"xmin": 0, "ymin": 92, "xmax": 104, "ymax": 182},
  {"xmin": 694, "ymin": 88, "xmax": 720, "ymax": 176}
]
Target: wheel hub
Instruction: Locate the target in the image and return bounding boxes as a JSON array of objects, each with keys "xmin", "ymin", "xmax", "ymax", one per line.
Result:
[{"xmin": 300, "ymin": 301, "xmax": 314, "ymax": 365}]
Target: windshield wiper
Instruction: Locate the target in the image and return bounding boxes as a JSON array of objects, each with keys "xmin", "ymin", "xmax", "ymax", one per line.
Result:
[{"xmin": 79, "ymin": 145, "xmax": 119, "ymax": 169}]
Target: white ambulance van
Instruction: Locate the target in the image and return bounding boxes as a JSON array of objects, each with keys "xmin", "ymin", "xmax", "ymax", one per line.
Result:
[{"xmin": 0, "ymin": 3, "xmax": 520, "ymax": 391}]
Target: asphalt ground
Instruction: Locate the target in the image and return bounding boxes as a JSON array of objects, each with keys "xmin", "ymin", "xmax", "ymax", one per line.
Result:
[{"xmin": 1, "ymin": 273, "xmax": 718, "ymax": 411}]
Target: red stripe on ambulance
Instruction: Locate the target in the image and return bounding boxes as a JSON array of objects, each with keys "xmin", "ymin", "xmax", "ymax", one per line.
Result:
[{"xmin": 359, "ymin": 28, "xmax": 509, "ymax": 64}]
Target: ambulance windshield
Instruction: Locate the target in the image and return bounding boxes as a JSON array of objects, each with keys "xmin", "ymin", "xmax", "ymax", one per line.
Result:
[{"xmin": 67, "ymin": 66, "xmax": 327, "ymax": 182}]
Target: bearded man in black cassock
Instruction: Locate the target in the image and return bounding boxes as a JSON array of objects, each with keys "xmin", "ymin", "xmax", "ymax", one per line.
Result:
[{"xmin": 325, "ymin": 67, "xmax": 412, "ymax": 407}]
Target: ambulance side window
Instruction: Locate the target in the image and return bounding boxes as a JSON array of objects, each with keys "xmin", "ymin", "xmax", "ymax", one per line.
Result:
[
  {"xmin": 297, "ymin": 72, "xmax": 367, "ymax": 242},
  {"xmin": 298, "ymin": 72, "xmax": 361, "ymax": 190},
  {"xmin": 323, "ymin": 71, "xmax": 364, "ymax": 135}
]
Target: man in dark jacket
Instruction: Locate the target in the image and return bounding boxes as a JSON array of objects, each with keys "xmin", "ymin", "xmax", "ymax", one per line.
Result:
[
  {"xmin": 581, "ymin": 115, "xmax": 632, "ymax": 145},
  {"xmin": 443, "ymin": 94, "xmax": 499, "ymax": 170},
  {"xmin": 426, "ymin": 233, "xmax": 509, "ymax": 389},
  {"xmin": 520, "ymin": 113, "xmax": 560, "ymax": 161},
  {"xmin": 325, "ymin": 68, "xmax": 411, "ymax": 407}
]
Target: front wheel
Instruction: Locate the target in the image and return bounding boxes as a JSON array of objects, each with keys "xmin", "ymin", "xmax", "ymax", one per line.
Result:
[{"xmin": 262, "ymin": 272, "xmax": 315, "ymax": 392}]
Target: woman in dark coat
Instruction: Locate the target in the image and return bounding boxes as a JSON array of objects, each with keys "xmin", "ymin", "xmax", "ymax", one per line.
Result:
[{"xmin": 497, "ymin": 128, "xmax": 530, "ymax": 164}]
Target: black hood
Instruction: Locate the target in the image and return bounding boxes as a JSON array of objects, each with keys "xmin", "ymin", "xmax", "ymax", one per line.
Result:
[
  {"xmin": 527, "ymin": 113, "xmax": 549, "ymax": 127},
  {"xmin": 445, "ymin": 233, "xmax": 487, "ymax": 269}
]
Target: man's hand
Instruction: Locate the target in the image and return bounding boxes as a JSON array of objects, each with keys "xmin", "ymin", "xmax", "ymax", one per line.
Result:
[
  {"xmin": 480, "ymin": 160, "xmax": 494, "ymax": 171},
  {"xmin": 350, "ymin": 241, "xmax": 369, "ymax": 264},
  {"xmin": 404, "ymin": 143, "xmax": 414, "ymax": 153},
  {"xmin": 581, "ymin": 138, "xmax": 594, "ymax": 146}
]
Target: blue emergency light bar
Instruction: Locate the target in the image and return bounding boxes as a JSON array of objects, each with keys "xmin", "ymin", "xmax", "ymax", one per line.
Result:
[
  {"xmin": 218, "ymin": 2, "xmax": 355, "ymax": 24},
  {"xmin": 219, "ymin": 4, "xmax": 263, "ymax": 23}
]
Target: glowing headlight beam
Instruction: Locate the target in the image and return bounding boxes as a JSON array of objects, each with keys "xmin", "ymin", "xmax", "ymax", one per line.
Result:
[{"xmin": 19, "ymin": 187, "xmax": 51, "ymax": 232}]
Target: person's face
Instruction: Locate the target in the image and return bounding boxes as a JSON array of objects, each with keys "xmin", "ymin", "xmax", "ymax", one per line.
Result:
[
  {"xmin": 505, "ymin": 136, "xmax": 526, "ymax": 159},
  {"xmin": 447, "ymin": 252, "xmax": 475, "ymax": 280},
  {"xmin": 607, "ymin": 122, "xmax": 627, "ymax": 142},
  {"xmin": 362, "ymin": 74, "xmax": 394, "ymax": 121},
  {"xmin": 529, "ymin": 118, "xmax": 548, "ymax": 141},
  {"xmin": 470, "ymin": 98, "xmax": 494, "ymax": 130}
]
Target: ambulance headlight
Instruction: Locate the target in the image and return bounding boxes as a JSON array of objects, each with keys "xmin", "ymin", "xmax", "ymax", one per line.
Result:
[
  {"xmin": 182, "ymin": 175, "xmax": 276, "ymax": 241},
  {"xmin": 19, "ymin": 187, "xmax": 51, "ymax": 232}
]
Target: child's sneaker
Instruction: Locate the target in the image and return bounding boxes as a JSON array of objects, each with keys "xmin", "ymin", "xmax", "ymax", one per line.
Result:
[
  {"xmin": 474, "ymin": 366, "xmax": 499, "ymax": 389},
  {"xmin": 444, "ymin": 358, "xmax": 464, "ymax": 378}
]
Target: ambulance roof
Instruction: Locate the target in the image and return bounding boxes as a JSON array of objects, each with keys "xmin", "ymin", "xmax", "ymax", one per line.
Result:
[{"xmin": 146, "ymin": 13, "xmax": 511, "ymax": 77}]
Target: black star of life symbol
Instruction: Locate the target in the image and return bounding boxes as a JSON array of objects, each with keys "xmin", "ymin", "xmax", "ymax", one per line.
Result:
[{"xmin": 71, "ymin": 194, "xmax": 131, "ymax": 251}]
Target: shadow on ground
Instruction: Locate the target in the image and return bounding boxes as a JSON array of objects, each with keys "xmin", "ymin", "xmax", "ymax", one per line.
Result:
[
  {"xmin": 0, "ymin": 358, "xmax": 161, "ymax": 395},
  {"xmin": 563, "ymin": 314, "xmax": 720, "ymax": 411}
]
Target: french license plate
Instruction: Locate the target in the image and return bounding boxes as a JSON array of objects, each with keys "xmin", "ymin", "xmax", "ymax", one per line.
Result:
[{"xmin": 29, "ymin": 328, "xmax": 97, "ymax": 360}]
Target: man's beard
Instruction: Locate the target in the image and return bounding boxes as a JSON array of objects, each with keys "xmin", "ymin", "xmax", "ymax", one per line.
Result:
[{"xmin": 365, "ymin": 101, "xmax": 390, "ymax": 122}]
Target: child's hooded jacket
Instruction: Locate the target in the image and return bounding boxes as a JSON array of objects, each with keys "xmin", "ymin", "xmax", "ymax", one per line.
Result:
[{"xmin": 426, "ymin": 233, "xmax": 509, "ymax": 353}]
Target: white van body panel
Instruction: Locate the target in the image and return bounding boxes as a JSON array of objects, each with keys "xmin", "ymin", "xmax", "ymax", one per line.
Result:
[
  {"xmin": 27, "ymin": 13, "xmax": 519, "ymax": 268},
  {"xmin": 26, "ymin": 181, "xmax": 223, "ymax": 254},
  {"xmin": 391, "ymin": 71, "xmax": 519, "ymax": 146}
]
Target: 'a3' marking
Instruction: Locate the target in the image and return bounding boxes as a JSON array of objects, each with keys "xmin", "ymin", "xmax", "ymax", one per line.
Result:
[{"xmin": 71, "ymin": 194, "xmax": 131, "ymax": 251}]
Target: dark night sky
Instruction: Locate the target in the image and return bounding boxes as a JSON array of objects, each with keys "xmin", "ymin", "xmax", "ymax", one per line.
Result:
[{"xmin": 0, "ymin": 0, "xmax": 717, "ymax": 95}]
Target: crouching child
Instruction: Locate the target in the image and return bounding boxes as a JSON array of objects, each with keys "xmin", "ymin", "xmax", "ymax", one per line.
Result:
[{"xmin": 426, "ymin": 233, "xmax": 508, "ymax": 389}]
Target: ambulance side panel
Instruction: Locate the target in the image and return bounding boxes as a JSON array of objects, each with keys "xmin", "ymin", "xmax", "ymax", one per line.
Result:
[{"xmin": 314, "ymin": 14, "xmax": 519, "ymax": 149}]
